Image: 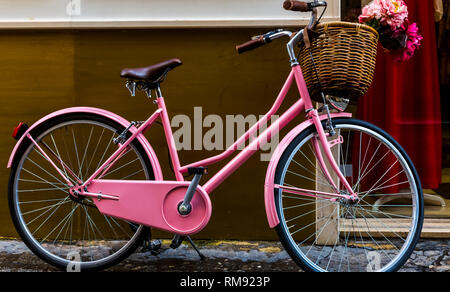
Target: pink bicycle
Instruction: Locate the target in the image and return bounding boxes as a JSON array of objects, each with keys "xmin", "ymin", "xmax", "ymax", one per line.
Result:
[{"xmin": 7, "ymin": 1, "xmax": 423, "ymax": 272}]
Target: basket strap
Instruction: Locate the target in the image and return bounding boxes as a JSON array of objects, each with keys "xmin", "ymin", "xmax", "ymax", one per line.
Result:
[
  {"xmin": 303, "ymin": 27, "xmax": 320, "ymax": 49},
  {"xmin": 304, "ymin": 28, "xmax": 311, "ymax": 48}
]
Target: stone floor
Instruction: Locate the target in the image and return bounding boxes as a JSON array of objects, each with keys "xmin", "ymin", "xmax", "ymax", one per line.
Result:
[{"xmin": 0, "ymin": 239, "xmax": 448, "ymax": 272}]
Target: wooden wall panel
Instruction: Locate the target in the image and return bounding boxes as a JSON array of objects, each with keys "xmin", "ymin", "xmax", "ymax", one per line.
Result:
[
  {"xmin": 0, "ymin": 31, "xmax": 74, "ymax": 237},
  {"xmin": 0, "ymin": 29, "xmax": 305, "ymax": 240}
]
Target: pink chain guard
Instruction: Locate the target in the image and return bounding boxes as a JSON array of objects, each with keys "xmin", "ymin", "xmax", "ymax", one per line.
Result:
[{"xmin": 88, "ymin": 180, "xmax": 212, "ymax": 235}]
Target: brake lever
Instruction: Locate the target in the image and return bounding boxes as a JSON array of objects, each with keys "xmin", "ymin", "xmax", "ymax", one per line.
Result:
[
  {"xmin": 310, "ymin": 1, "xmax": 327, "ymax": 8},
  {"xmin": 251, "ymin": 29, "xmax": 284, "ymax": 41},
  {"xmin": 265, "ymin": 29, "xmax": 284, "ymax": 37}
]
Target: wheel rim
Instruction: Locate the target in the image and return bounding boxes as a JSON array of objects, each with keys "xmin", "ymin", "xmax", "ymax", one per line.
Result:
[
  {"xmin": 12, "ymin": 119, "xmax": 151, "ymax": 269},
  {"xmin": 277, "ymin": 123, "xmax": 420, "ymax": 272}
]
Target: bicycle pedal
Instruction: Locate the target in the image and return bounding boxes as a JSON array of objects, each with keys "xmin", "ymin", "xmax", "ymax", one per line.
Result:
[
  {"xmin": 142, "ymin": 239, "xmax": 162, "ymax": 255},
  {"xmin": 149, "ymin": 239, "xmax": 162, "ymax": 255}
]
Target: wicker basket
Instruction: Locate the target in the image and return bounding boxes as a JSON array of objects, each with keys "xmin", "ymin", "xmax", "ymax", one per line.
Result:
[{"xmin": 298, "ymin": 22, "xmax": 379, "ymax": 102}]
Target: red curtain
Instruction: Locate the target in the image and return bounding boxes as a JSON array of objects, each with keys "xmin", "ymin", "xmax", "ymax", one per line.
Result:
[{"xmin": 357, "ymin": 0, "xmax": 442, "ymax": 189}]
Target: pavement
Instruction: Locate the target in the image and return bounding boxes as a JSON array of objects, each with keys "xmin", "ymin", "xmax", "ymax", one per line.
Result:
[{"xmin": 0, "ymin": 239, "xmax": 448, "ymax": 272}]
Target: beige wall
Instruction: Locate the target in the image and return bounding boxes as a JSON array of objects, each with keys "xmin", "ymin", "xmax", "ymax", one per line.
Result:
[
  {"xmin": 0, "ymin": 29, "xmax": 307, "ymax": 240},
  {"xmin": 0, "ymin": 0, "xmax": 341, "ymax": 28}
]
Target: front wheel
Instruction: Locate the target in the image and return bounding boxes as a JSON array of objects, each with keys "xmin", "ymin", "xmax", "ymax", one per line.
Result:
[{"xmin": 274, "ymin": 118, "xmax": 424, "ymax": 272}]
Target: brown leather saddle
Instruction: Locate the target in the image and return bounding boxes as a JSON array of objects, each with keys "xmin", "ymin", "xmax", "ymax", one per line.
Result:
[{"xmin": 120, "ymin": 58, "xmax": 182, "ymax": 83}]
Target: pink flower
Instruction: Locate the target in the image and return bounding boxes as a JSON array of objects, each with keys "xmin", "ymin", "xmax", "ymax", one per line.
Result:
[
  {"xmin": 359, "ymin": 0, "xmax": 408, "ymax": 29},
  {"xmin": 392, "ymin": 22, "xmax": 423, "ymax": 62},
  {"xmin": 379, "ymin": 0, "xmax": 408, "ymax": 28},
  {"xmin": 358, "ymin": 1, "xmax": 422, "ymax": 62},
  {"xmin": 359, "ymin": 0, "xmax": 383, "ymax": 23}
]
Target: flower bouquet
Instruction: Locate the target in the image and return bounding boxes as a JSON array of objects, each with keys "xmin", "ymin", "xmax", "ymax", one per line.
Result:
[{"xmin": 359, "ymin": 0, "xmax": 423, "ymax": 62}]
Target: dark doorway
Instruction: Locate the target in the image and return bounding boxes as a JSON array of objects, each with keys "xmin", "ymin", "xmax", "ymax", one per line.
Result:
[{"xmin": 341, "ymin": 0, "xmax": 362, "ymax": 22}]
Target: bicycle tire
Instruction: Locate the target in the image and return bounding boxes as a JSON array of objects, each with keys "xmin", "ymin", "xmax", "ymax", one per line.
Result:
[
  {"xmin": 8, "ymin": 113, "xmax": 154, "ymax": 271},
  {"xmin": 273, "ymin": 118, "xmax": 424, "ymax": 272}
]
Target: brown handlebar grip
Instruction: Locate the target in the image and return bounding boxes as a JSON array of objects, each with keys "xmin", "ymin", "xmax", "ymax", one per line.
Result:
[
  {"xmin": 283, "ymin": 0, "xmax": 311, "ymax": 12},
  {"xmin": 236, "ymin": 37, "xmax": 266, "ymax": 54}
]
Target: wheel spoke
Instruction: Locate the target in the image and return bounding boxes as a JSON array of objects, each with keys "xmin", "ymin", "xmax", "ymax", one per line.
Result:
[{"xmin": 78, "ymin": 126, "xmax": 94, "ymax": 179}]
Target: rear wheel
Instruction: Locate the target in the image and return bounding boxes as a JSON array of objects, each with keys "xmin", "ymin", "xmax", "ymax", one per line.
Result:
[
  {"xmin": 274, "ymin": 119, "xmax": 424, "ymax": 272},
  {"xmin": 8, "ymin": 113, "xmax": 154, "ymax": 271}
]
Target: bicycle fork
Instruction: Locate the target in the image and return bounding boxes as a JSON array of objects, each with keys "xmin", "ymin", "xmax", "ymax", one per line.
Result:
[
  {"xmin": 276, "ymin": 109, "xmax": 358, "ymax": 203},
  {"xmin": 309, "ymin": 109, "xmax": 358, "ymax": 201}
]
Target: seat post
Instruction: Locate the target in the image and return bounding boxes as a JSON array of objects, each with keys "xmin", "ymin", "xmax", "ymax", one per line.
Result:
[{"xmin": 155, "ymin": 83, "xmax": 163, "ymax": 98}]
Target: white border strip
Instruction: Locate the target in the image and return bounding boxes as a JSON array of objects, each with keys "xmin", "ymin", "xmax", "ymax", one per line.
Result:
[{"xmin": 0, "ymin": 17, "xmax": 341, "ymax": 29}]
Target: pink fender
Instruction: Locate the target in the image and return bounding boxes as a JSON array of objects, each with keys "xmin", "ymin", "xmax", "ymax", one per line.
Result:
[
  {"xmin": 7, "ymin": 107, "xmax": 163, "ymax": 181},
  {"xmin": 264, "ymin": 112, "xmax": 352, "ymax": 228}
]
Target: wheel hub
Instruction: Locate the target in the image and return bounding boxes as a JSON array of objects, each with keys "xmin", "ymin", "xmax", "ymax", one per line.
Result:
[
  {"xmin": 68, "ymin": 186, "xmax": 86, "ymax": 203},
  {"xmin": 338, "ymin": 193, "xmax": 359, "ymax": 206}
]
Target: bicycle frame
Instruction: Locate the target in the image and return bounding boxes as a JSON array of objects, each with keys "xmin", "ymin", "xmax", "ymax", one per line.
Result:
[
  {"xmin": 72, "ymin": 64, "xmax": 356, "ymax": 199},
  {"xmin": 14, "ymin": 63, "xmax": 358, "ymax": 233}
]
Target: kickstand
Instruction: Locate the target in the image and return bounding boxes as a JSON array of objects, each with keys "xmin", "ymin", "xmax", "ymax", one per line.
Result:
[{"xmin": 186, "ymin": 236, "xmax": 206, "ymax": 261}]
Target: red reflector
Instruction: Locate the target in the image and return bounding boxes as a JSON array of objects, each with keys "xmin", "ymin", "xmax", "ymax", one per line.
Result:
[{"xmin": 12, "ymin": 122, "xmax": 28, "ymax": 140}]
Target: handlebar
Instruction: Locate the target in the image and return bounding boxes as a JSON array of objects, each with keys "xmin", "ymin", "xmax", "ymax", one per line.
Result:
[
  {"xmin": 284, "ymin": 1, "xmax": 327, "ymax": 29},
  {"xmin": 236, "ymin": 30, "xmax": 293, "ymax": 54},
  {"xmin": 236, "ymin": 37, "xmax": 266, "ymax": 54},
  {"xmin": 283, "ymin": 0, "xmax": 311, "ymax": 12},
  {"xmin": 283, "ymin": 0, "xmax": 328, "ymax": 12},
  {"xmin": 236, "ymin": 1, "xmax": 327, "ymax": 54}
]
